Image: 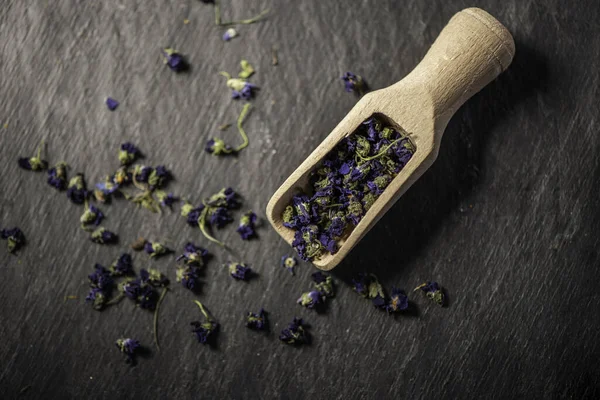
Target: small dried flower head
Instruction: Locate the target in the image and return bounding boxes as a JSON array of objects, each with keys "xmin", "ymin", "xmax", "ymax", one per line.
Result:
[
  {"xmin": 88, "ymin": 264, "xmax": 114, "ymax": 290},
  {"xmin": 106, "ymin": 97, "xmax": 119, "ymax": 111},
  {"xmin": 18, "ymin": 142, "xmax": 48, "ymax": 171},
  {"xmin": 205, "ymin": 138, "xmax": 233, "ymax": 155},
  {"xmin": 191, "ymin": 301, "xmax": 218, "ymax": 344},
  {"xmin": 176, "ymin": 266, "xmax": 201, "ymax": 291},
  {"xmin": 231, "ymin": 82, "xmax": 258, "ymax": 100},
  {"xmin": 181, "ymin": 202, "xmax": 205, "ymax": 226},
  {"xmin": 161, "ymin": 48, "xmax": 187, "ymax": 72},
  {"xmin": 156, "ymin": 191, "xmax": 178, "ymax": 208},
  {"xmin": 47, "ymin": 162, "xmax": 68, "ymax": 190},
  {"xmin": 279, "ymin": 317, "xmax": 308, "ymax": 345},
  {"xmin": 341, "ymin": 71, "xmax": 366, "ymax": 94},
  {"xmin": 237, "ymin": 211, "xmax": 257, "ymax": 240},
  {"xmin": 228, "ymin": 263, "xmax": 252, "ymax": 280},
  {"xmin": 207, "ymin": 207, "xmax": 233, "ymax": 228},
  {"xmin": 222, "ymin": 28, "xmax": 237, "ymax": 41},
  {"xmin": 140, "ymin": 268, "xmax": 169, "ymax": 287},
  {"xmin": 245, "ymin": 309, "xmax": 266, "ymax": 330},
  {"xmin": 144, "ymin": 241, "xmax": 169, "ymax": 258},
  {"xmin": 80, "ymin": 204, "xmax": 104, "ymax": 226},
  {"xmin": 191, "ymin": 320, "xmax": 218, "ymax": 344},
  {"xmin": 119, "ymin": 142, "xmax": 139, "ymax": 165},
  {"xmin": 176, "ymin": 242, "xmax": 209, "ymax": 268},
  {"xmin": 133, "ymin": 165, "xmax": 153, "ymax": 183},
  {"xmin": 205, "ymin": 187, "xmax": 239, "ymax": 209},
  {"xmin": 86, "ymin": 287, "xmax": 107, "ymax": 311},
  {"xmin": 120, "ymin": 279, "xmax": 157, "ymax": 310},
  {"xmin": 312, "ymin": 271, "xmax": 335, "ymax": 298},
  {"xmin": 148, "ymin": 165, "xmax": 170, "ymax": 189},
  {"xmin": 115, "ymin": 338, "xmax": 140, "ymax": 363},
  {"xmin": 387, "ymin": 287, "xmax": 409, "ymax": 312},
  {"xmin": 297, "ymin": 290, "xmax": 323, "ymax": 309},
  {"xmin": 110, "ymin": 253, "xmax": 134, "ymax": 276},
  {"xmin": 0, "ymin": 227, "xmax": 25, "ymax": 253},
  {"xmin": 372, "ymin": 294, "xmax": 388, "ymax": 310},
  {"xmin": 414, "ymin": 281, "xmax": 445, "ymax": 306},
  {"xmin": 280, "ymin": 255, "xmax": 297, "ymax": 275},
  {"xmin": 113, "ymin": 167, "xmax": 131, "ymax": 186},
  {"xmin": 90, "ymin": 227, "xmax": 117, "ymax": 244},
  {"xmin": 67, "ymin": 173, "xmax": 90, "ymax": 204},
  {"xmin": 95, "ymin": 179, "xmax": 119, "ymax": 200}
]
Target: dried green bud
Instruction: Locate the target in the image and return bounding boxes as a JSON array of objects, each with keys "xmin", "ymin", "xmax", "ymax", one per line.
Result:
[
  {"xmin": 238, "ymin": 60, "xmax": 255, "ymax": 79},
  {"xmin": 282, "ymin": 206, "xmax": 296, "ymax": 226},
  {"xmin": 356, "ymin": 136, "xmax": 371, "ymax": 158},
  {"xmin": 362, "ymin": 192, "xmax": 377, "ymax": 211}
]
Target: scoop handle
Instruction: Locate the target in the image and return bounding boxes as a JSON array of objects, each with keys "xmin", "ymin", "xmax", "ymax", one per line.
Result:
[{"xmin": 401, "ymin": 8, "xmax": 515, "ymax": 123}]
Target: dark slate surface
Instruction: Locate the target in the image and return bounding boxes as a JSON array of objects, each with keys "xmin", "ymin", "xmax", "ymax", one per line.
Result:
[{"xmin": 1, "ymin": 0, "xmax": 599, "ymax": 399}]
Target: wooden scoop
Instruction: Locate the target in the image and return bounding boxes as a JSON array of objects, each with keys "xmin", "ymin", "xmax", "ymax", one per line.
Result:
[{"xmin": 266, "ymin": 8, "xmax": 515, "ymax": 270}]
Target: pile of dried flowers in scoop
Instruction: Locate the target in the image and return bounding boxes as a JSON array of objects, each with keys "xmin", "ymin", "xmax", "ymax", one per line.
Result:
[{"xmin": 281, "ymin": 116, "xmax": 416, "ymax": 261}]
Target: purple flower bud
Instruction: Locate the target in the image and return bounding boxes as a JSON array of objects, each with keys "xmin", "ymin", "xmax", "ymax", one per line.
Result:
[{"xmin": 106, "ymin": 97, "xmax": 119, "ymax": 111}]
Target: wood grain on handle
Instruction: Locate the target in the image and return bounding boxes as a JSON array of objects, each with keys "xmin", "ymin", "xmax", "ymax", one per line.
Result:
[{"xmin": 399, "ymin": 8, "xmax": 515, "ymax": 127}]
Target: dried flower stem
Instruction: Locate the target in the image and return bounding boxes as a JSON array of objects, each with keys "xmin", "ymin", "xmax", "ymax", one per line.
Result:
[
  {"xmin": 198, "ymin": 208, "xmax": 225, "ymax": 247},
  {"xmin": 193, "ymin": 300, "xmax": 211, "ymax": 321},
  {"xmin": 234, "ymin": 103, "xmax": 251, "ymax": 151},
  {"xmin": 105, "ymin": 293, "xmax": 125, "ymax": 306},
  {"xmin": 154, "ymin": 287, "xmax": 168, "ymax": 351},
  {"xmin": 214, "ymin": 0, "xmax": 269, "ymax": 26},
  {"xmin": 357, "ymin": 130, "xmax": 411, "ymax": 162}
]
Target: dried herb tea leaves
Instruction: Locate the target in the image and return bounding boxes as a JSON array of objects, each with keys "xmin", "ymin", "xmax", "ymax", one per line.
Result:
[
  {"xmin": 115, "ymin": 338, "xmax": 140, "ymax": 363},
  {"xmin": 191, "ymin": 300, "xmax": 218, "ymax": 344},
  {"xmin": 0, "ymin": 227, "xmax": 25, "ymax": 253},
  {"xmin": 281, "ymin": 116, "xmax": 415, "ymax": 261},
  {"xmin": 246, "ymin": 308, "xmax": 267, "ymax": 330},
  {"xmin": 237, "ymin": 210, "xmax": 257, "ymax": 240},
  {"xmin": 206, "ymin": 103, "xmax": 253, "ymax": 156},
  {"xmin": 414, "ymin": 281, "xmax": 445, "ymax": 306},
  {"xmin": 18, "ymin": 141, "xmax": 48, "ymax": 171},
  {"xmin": 47, "ymin": 162, "xmax": 68, "ymax": 190},
  {"xmin": 279, "ymin": 317, "xmax": 309, "ymax": 345}
]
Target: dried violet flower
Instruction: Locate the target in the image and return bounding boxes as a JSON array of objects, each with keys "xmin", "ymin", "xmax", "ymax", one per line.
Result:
[
  {"xmin": 181, "ymin": 201, "xmax": 204, "ymax": 226},
  {"xmin": 161, "ymin": 48, "xmax": 188, "ymax": 72},
  {"xmin": 281, "ymin": 255, "xmax": 297, "ymax": 275},
  {"xmin": 281, "ymin": 116, "xmax": 415, "ymax": 261},
  {"xmin": 106, "ymin": 97, "xmax": 119, "ymax": 111},
  {"xmin": 222, "ymin": 27, "xmax": 237, "ymax": 41},
  {"xmin": 0, "ymin": 227, "xmax": 25, "ymax": 253},
  {"xmin": 120, "ymin": 277, "xmax": 158, "ymax": 310},
  {"xmin": 86, "ymin": 264, "xmax": 114, "ymax": 310},
  {"xmin": 227, "ymin": 262, "xmax": 252, "ymax": 281},
  {"xmin": 90, "ymin": 227, "xmax": 118, "ymax": 245},
  {"xmin": 191, "ymin": 300, "xmax": 218, "ymax": 344},
  {"xmin": 351, "ymin": 273, "xmax": 384, "ymax": 300},
  {"xmin": 109, "ymin": 253, "xmax": 134, "ymax": 276},
  {"xmin": 298, "ymin": 271, "xmax": 334, "ymax": 309},
  {"xmin": 341, "ymin": 72, "xmax": 367, "ymax": 95},
  {"xmin": 128, "ymin": 164, "xmax": 172, "ymax": 213},
  {"xmin": 144, "ymin": 240, "xmax": 169, "ymax": 258},
  {"xmin": 387, "ymin": 287, "xmax": 409, "ymax": 313},
  {"xmin": 156, "ymin": 191, "xmax": 178, "ymax": 208},
  {"xmin": 176, "ymin": 265, "xmax": 202, "ymax": 291},
  {"xmin": 119, "ymin": 142, "xmax": 140, "ymax": 166},
  {"xmin": 80, "ymin": 204, "xmax": 104, "ymax": 229},
  {"xmin": 189, "ymin": 188, "xmax": 241, "ymax": 246},
  {"xmin": 279, "ymin": 317, "xmax": 309, "ymax": 345},
  {"xmin": 18, "ymin": 141, "xmax": 47, "ymax": 171},
  {"xmin": 176, "ymin": 242, "xmax": 209, "ymax": 268},
  {"xmin": 205, "ymin": 103, "xmax": 252, "ymax": 156},
  {"xmin": 47, "ymin": 162, "xmax": 68, "ymax": 190},
  {"xmin": 66, "ymin": 173, "xmax": 89, "ymax": 205},
  {"xmin": 140, "ymin": 268, "xmax": 169, "ymax": 287},
  {"xmin": 245, "ymin": 309, "xmax": 266, "ymax": 331},
  {"xmin": 414, "ymin": 281, "xmax": 445, "ymax": 306},
  {"xmin": 115, "ymin": 338, "xmax": 140, "ymax": 363},
  {"xmin": 236, "ymin": 210, "xmax": 257, "ymax": 239}
]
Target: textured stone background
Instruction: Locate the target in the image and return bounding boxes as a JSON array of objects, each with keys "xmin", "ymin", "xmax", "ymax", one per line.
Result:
[{"xmin": 1, "ymin": 0, "xmax": 599, "ymax": 399}]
